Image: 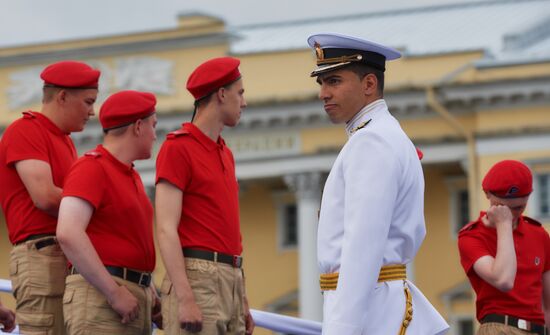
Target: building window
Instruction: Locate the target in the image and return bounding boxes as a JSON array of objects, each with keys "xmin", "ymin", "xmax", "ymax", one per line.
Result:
[
  {"xmin": 447, "ymin": 177, "xmax": 470, "ymax": 237},
  {"xmin": 273, "ymin": 191, "xmax": 298, "ymax": 251},
  {"xmin": 456, "ymin": 189, "xmax": 470, "ymax": 231},
  {"xmin": 457, "ymin": 318, "xmax": 474, "ymax": 335},
  {"xmin": 529, "ymin": 160, "xmax": 550, "ymax": 222},
  {"xmin": 280, "ymin": 203, "xmax": 298, "ymax": 248},
  {"xmin": 537, "ymin": 173, "xmax": 550, "ymax": 218}
]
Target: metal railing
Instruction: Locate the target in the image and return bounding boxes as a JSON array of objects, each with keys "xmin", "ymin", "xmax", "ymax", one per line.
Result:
[
  {"xmin": 0, "ymin": 279, "xmax": 322, "ymax": 335},
  {"xmin": 251, "ymin": 310, "xmax": 321, "ymax": 335}
]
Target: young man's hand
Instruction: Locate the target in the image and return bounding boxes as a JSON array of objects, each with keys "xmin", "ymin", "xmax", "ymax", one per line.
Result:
[
  {"xmin": 178, "ymin": 296, "xmax": 203, "ymax": 333},
  {"xmin": 244, "ymin": 295, "xmax": 255, "ymax": 335},
  {"xmin": 485, "ymin": 205, "xmax": 513, "ymax": 228},
  {"xmin": 0, "ymin": 304, "xmax": 16, "ymax": 332},
  {"xmin": 108, "ymin": 285, "xmax": 140, "ymax": 324},
  {"xmin": 149, "ymin": 285, "xmax": 163, "ymax": 329}
]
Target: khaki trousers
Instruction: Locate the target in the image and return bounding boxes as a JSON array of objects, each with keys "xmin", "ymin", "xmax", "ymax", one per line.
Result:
[
  {"xmin": 9, "ymin": 237, "xmax": 67, "ymax": 335},
  {"xmin": 161, "ymin": 258, "xmax": 245, "ymax": 335},
  {"xmin": 63, "ymin": 274, "xmax": 152, "ymax": 335},
  {"xmin": 478, "ymin": 322, "xmax": 539, "ymax": 335}
]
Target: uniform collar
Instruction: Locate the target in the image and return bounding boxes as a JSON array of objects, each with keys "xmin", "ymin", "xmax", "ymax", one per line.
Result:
[
  {"xmin": 184, "ymin": 122, "xmax": 224, "ymax": 152},
  {"xmin": 30, "ymin": 111, "xmax": 67, "ymax": 136},
  {"xmin": 96, "ymin": 145, "xmax": 134, "ymax": 174},
  {"xmin": 345, "ymin": 99, "xmax": 387, "ymax": 137}
]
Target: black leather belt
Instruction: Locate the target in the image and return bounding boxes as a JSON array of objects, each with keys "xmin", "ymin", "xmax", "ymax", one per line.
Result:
[
  {"xmin": 15, "ymin": 234, "xmax": 57, "ymax": 250},
  {"xmin": 70, "ymin": 266, "xmax": 152, "ymax": 287},
  {"xmin": 183, "ymin": 248, "xmax": 243, "ymax": 268},
  {"xmin": 481, "ymin": 314, "xmax": 547, "ymax": 335}
]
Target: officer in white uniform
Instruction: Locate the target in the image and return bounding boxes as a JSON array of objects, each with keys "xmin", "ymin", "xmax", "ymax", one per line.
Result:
[{"xmin": 308, "ymin": 33, "xmax": 449, "ymax": 335}]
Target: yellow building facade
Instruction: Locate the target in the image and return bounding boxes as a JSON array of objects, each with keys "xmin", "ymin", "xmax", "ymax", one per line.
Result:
[{"xmin": 1, "ymin": 1, "xmax": 550, "ymax": 334}]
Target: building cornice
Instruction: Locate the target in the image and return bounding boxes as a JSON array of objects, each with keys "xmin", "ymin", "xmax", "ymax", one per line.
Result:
[
  {"xmin": 0, "ymin": 32, "xmax": 231, "ymax": 67},
  {"xmin": 438, "ymin": 76, "xmax": 550, "ymax": 110}
]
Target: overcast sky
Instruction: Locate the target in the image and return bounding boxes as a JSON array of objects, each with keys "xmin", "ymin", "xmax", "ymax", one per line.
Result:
[{"xmin": 0, "ymin": 0, "xmax": 485, "ymax": 48}]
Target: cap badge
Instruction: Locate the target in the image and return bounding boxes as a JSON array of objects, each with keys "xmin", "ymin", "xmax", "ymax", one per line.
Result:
[
  {"xmin": 314, "ymin": 42, "xmax": 324, "ymax": 62},
  {"xmin": 506, "ymin": 186, "xmax": 519, "ymax": 196}
]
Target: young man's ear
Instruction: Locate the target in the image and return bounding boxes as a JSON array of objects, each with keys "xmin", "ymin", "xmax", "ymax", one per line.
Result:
[
  {"xmin": 133, "ymin": 119, "xmax": 143, "ymax": 135},
  {"xmin": 56, "ymin": 89, "xmax": 68, "ymax": 104},
  {"xmin": 216, "ymin": 87, "xmax": 226, "ymax": 101},
  {"xmin": 362, "ymin": 73, "xmax": 378, "ymax": 96}
]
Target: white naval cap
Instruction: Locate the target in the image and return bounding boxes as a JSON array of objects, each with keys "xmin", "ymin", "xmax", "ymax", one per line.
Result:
[{"xmin": 307, "ymin": 32, "xmax": 401, "ymax": 77}]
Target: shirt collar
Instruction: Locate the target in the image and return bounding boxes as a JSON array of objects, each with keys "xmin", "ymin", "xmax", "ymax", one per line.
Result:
[
  {"xmin": 96, "ymin": 145, "xmax": 134, "ymax": 174},
  {"xmin": 345, "ymin": 99, "xmax": 387, "ymax": 137},
  {"xmin": 31, "ymin": 112, "xmax": 67, "ymax": 136},
  {"xmin": 515, "ymin": 215, "xmax": 526, "ymax": 235},
  {"xmin": 184, "ymin": 123, "xmax": 224, "ymax": 152}
]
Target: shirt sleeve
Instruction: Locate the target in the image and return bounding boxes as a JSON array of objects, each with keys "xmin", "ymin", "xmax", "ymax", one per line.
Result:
[
  {"xmin": 458, "ymin": 229, "xmax": 490, "ymax": 274},
  {"xmin": 4, "ymin": 120, "xmax": 49, "ymax": 166},
  {"xmin": 323, "ymin": 131, "xmax": 399, "ymax": 334},
  {"xmin": 155, "ymin": 140, "xmax": 191, "ymax": 191},
  {"xmin": 62, "ymin": 158, "xmax": 106, "ymax": 209}
]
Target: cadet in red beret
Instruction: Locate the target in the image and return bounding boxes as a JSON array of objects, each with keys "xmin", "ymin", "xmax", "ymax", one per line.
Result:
[
  {"xmin": 0, "ymin": 60, "xmax": 100, "ymax": 334},
  {"xmin": 56, "ymin": 90, "xmax": 161, "ymax": 334},
  {"xmin": 155, "ymin": 57, "xmax": 254, "ymax": 335},
  {"xmin": 458, "ymin": 160, "xmax": 550, "ymax": 334}
]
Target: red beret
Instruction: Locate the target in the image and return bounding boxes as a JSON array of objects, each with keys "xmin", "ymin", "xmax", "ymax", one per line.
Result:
[
  {"xmin": 40, "ymin": 61, "xmax": 100, "ymax": 89},
  {"xmin": 100, "ymin": 90, "xmax": 156, "ymax": 130},
  {"xmin": 186, "ymin": 57, "xmax": 241, "ymax": 100},
  {"xmin": 482, "ymin": 160, "xmax": 533, "ymax": 198}
]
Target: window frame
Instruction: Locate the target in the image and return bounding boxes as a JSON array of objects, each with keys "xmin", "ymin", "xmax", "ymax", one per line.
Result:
[
  {"xmin": 450, "ymin": 314, "xmax": 475, "ymax": 335},
  {"xmin": 531, "ymin": 170, "xmax": 550, "ymax": 221},
  {"xmin": 446, "ymin": 176, "xmax": 470, "ymax": 239},
  {"xmin": 273, "ymin": 191, "xmax": 298, "ymax": 252}
]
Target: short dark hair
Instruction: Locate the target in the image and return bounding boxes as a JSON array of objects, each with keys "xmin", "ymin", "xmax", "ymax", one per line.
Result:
[
  {"xmin": 103, "ymin": 113, "xmax": 155, "ymax": 135},
  {"xmin": 42, "ymin": 86, "xmax": 62, "ymax": 103},
  {"xmin": 346, "ymin": 63, "xmax": 384, "ymax": 96},
  {"xmin": 103, "ymin": 125, "xmax": 129, "ymax": 135},
  {"xmin": 42, "ymin": 86, "xmax": 85, "ymax": 103},
  {"xmin": 195, "ymin": 79, "xmax": 239, "ymax": 109}
]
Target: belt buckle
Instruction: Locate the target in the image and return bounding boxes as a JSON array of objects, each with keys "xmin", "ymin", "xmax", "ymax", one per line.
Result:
[
  {"xmin": 517, "ymin": 319, "xmax": 528, "ymax": 331},
  {"xmin": 138, "ymin": 272, "xmax": 150, "ymax": 287},
  {"xmin": 232, "ymin": 256, "xmax": 242, "ymax": 268}
]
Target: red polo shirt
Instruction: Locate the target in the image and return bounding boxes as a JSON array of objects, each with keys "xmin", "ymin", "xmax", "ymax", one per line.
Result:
[
  {"xmin": 458, "ymin": 212, "xmax": 550, "ymax": 324},
  {"xmin": 156, "ymin": 123, "xmax": 242, "ymax": 256},
  {"xmin": 62, "ymin": 145, "xmax": 155, "ymax": 272},
  {"xmin": 0, "ymin": 111, "xmax": 77, "ymax": 244}
]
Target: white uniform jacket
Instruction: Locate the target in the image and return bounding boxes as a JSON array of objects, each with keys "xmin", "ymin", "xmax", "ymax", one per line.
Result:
[{"xmin": 318, "ymin": 99, "xmax": 449, "ymax": 335}]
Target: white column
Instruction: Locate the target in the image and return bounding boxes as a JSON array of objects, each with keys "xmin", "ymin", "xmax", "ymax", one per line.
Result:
[{"xmin": 283, "ymin": 172, "xmax": 323, "ymax": 321}]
